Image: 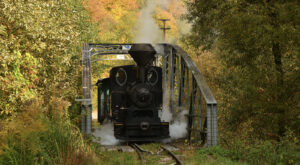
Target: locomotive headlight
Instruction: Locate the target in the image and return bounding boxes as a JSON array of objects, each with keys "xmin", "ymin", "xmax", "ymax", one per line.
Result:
[
  {"xmin": 146, "ymin": 68, "xmax": 158, "ymax": 85},
  {"xmin": 115, "ymin": 68, "xmax": 127, "ymax": 86}
]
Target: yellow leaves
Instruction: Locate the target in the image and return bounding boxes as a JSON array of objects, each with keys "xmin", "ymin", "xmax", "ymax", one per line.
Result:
[
  {"xmin": 167, "ymin": 0, "xmax": 186, "ymax": 17},
  {"xmin": 0, "ymin": 25, "xmax": 7, "ymax": 36},
  {"xmin": 7, "ymin": 109, "xmax": 47, "ymax": 135},
  {"xmin": 155, "ymin": 8, "xmax": 179, "ymax": 39},
  {"xmin": 39, "ymin": 42, "xmax": 46, "ymax": 50},
  {"xmin": 85, "ymin": 0, "xmax": 139, "ymax": 42},
  {"xmin": 288, "ymin": 160, "xmax": 294, "ymax": 164},
  {"xmin": 293, "ymin": 137, "xmax": 298, "ymax": 143},
  {"xmin": 86, "ymin": 0, "xmax": 138, "ymax": 22},
  {"xmin": 0, "ymin": 105, "xmax": 13, "ymax": 116},
  {"xmin": 0, "ymin": 103, "xmax": 48, "ymax": 160}
]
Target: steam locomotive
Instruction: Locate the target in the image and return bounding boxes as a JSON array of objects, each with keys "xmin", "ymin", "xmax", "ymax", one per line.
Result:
[{"xmin": 96, "ymin": 44, "xmax": 169, "ymax": 141}]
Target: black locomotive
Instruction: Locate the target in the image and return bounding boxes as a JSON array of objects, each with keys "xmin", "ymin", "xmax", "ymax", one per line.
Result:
[{"xmin": 96, "ymin": 44, "xmax": 169, "ymax": 141}]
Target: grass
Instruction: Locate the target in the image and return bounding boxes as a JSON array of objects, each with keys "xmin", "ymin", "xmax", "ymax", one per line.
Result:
[
  {"xmin": 92, "ymin": 142, "xmax": 247, "ymax": 165},
  {"xmin": 0, "ymin": 100, "xmax": 100, "ymax": 165},
  {"xmin": 184, "ymin": 146, "xmax": 247, "ymax": 165},
  {"xmin": 98, "ymin": 151, "xmax": 139, "ymax": 165},
  {"xmin": 92, "ymin": 137, "xmax": 300, "ymax": 165}
]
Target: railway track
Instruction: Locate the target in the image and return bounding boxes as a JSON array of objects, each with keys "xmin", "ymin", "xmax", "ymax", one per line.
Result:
[{"xmin": 131, "ymin": 143, "xmax": 183, "ymax": 165}]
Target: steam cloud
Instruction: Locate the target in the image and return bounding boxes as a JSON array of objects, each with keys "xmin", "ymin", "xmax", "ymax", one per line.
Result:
[
  {"xmin": 161, "ymin": 108, "xmax": 188, "ymax": 140},
  {"xmin": 93, "ymin": 121, "xmax": 119, "ymax": 145},
  {"xmin": 169, "ymin": 110, "xmax": 188, "ymax": 139},
  {"xmin": 161, "ymin": 89, "xmax": 188, "ymax": 140},
  {"xmin": 160, "ymin": 0, "xmax": 171, "ymax": 9},
  {"xmin": 134, "ymin": 0, "xmax": 163, "ymax": 43}
]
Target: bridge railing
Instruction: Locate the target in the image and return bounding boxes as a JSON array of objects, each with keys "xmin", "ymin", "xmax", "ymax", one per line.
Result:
[
  {"xmin": 161, "ymin": 44, "xmax": 217, "ymax": 146},
  {"xmin": 80, "ymin": 43, "xmax": 217, "ymax": 146}
]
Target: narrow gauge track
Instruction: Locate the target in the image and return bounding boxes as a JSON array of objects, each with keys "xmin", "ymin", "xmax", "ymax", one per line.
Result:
[{"xmin": 131, "ymin": 143, "xmax": 183, "ymax": 165}]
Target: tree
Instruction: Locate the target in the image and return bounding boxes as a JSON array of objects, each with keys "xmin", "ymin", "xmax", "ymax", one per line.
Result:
[
  {"xmin": 0, "ymin": 0, "xmax": 99, "ymax": 119},
  {"xmin": 185, "ymin": 0, "xmax": 299, "ymax": 138},
  {"xmin": 85, "ymin": 0, "xmax": 139, "ymax": 42}
]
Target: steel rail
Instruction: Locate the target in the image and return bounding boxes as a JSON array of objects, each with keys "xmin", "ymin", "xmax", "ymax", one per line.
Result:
[
  {"xmin": 161, "ymin": 145, "xmax": 183, "ymax": 165},
  {"xmin": 134, "ymin": 144, "xmax": 154, "ymax": 155},
  {"xmin": 131, "ymin": 144, "xmax": 145, "ymax": 165},
  {"xmin": 134, "ymin": 144, "xmax": 183, "ymax": 165}
]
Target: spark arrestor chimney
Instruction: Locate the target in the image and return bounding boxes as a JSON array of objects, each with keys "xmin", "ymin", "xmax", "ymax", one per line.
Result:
[
  {"xmin": 128, "ymin": 44, "xmax": 157, "ymax": 83},
  {"xmin": 128, "ymin": 44, "xmax": 156, "ymax": 67}
]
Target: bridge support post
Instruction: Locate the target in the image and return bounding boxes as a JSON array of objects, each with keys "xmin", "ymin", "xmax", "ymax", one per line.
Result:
[
  {"xmin": 81, "ymin": 105, "xmax": 86, "ymax": 133},
  {"xmin": 206, "ymin": 104, "xmax": 212, "ymax": 146},
  {"xmin": 206, "ymin": 104, "xmax": 218, "ymax": 146},
  {"xmin": 86, "ymin": 105, "xmax": 92, "ymax": 134},
  {"xmin": 81, "ymin": 43, "xmax": 92, "ymax": 135},
  {"xmin": 198, "ymin": 89, "xmax": 203, "ymax": 141},
  {"xmin": 211, "ymin": 104, "xmax": 218, "ymax": 146}
]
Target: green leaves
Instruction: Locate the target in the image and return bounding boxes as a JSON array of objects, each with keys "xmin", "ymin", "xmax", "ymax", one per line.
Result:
[
  {"xmin": 0, "ymin": 50, "xmax": 38, "ymax": 118},
  {"xmin": 185, "ymin": 0, "xmax": 300, "ymax": 139},
  {"xmin": 0, "ymin": 0, "xmax": 99, "ymax": 119}
]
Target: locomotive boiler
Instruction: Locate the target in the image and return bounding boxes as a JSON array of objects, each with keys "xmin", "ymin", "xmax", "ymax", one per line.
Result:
[{"xmin": 96, "ymin": 44, "xmax": 169, "ymax": 141}]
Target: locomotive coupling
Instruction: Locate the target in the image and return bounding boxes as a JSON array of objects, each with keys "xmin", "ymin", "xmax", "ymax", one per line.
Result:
[{"xmin": 140, "ymin": 122, "xmax": 150, "ymax": 131}]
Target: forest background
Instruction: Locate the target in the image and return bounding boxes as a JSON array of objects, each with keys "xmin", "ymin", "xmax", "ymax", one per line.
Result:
[{"xmin": 0, "ymin": 0, "xmax": 299, "ymax": 164}]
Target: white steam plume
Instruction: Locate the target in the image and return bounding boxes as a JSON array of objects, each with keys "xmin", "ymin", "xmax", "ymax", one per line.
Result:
[
  {"xmin": 152, "ymin": 44, "xmax": 165, "ymax": 55},
  {"xmin": 160, "ymin": 89, "xmax": 188, "ymax": 140},
  {"xmin": 169, "ymin": 110, "xmax": 188, "ymax": 139},
  {"xmin": 159, "ymin": 0, "xmax": 170, "ymax": 9},
  {"xmin": 134, "ymin": 0, "xmax": 162, "ymax": 43},
  {"xmin": 93, "ymin": 121, "xmax": 119, "ymax": 145}
]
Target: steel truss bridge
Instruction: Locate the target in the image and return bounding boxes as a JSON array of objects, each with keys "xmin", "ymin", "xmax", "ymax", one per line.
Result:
[{"xmin": 79, "ymin": 43, "xmax": 217, "ymax": 146}]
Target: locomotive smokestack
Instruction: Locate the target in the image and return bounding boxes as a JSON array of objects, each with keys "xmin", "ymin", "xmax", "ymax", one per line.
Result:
[
  {"xmin": 128, "ymin": 44, "xmax": 156, "ymax": 67},
  {"xmin": 129, "ymin": 44, "xmax": 156, "ymax": 83}
]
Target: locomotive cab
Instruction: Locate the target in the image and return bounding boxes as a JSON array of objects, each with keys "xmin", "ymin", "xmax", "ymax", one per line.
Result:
[{"xmin": 97, "ymin": 44, "xmax": 170, "ymax": 141}]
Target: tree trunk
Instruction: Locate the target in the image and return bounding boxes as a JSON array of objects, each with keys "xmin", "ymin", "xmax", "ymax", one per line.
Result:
[
  {"xmin": 272, "ymin": 42, "xmax": 285, "ymax": 138},
  {"xmin": 268, "ymin": 2, "xmax": 286, "ymax": 138},
  {"xmin": 272, "ymin": 42, "xmax": 283, "ymax": 86}
]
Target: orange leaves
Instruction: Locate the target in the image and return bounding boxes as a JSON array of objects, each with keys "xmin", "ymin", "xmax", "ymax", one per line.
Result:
[
  {"xmin": 85, "ymin": 0, "xmax": 138, "ymax": 23},
  {"xmin": 84, "ymin": 0, "xmax": 139, "ymax": 43}
]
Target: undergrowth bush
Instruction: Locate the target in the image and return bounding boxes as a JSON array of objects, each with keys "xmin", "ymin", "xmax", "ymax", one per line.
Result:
[
  {"xmin": 199, "ymin": 132, "xmax": 299, "ymax": 165},
  {"xmin": 0, "ymin": 99, "xmax": 99, "ymax": 165}
]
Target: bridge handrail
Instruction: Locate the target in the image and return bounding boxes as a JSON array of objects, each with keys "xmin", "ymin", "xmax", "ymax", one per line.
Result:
[{"xmin": 169, "ymin": 44, "xmax": 217, "ymax": 105}]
